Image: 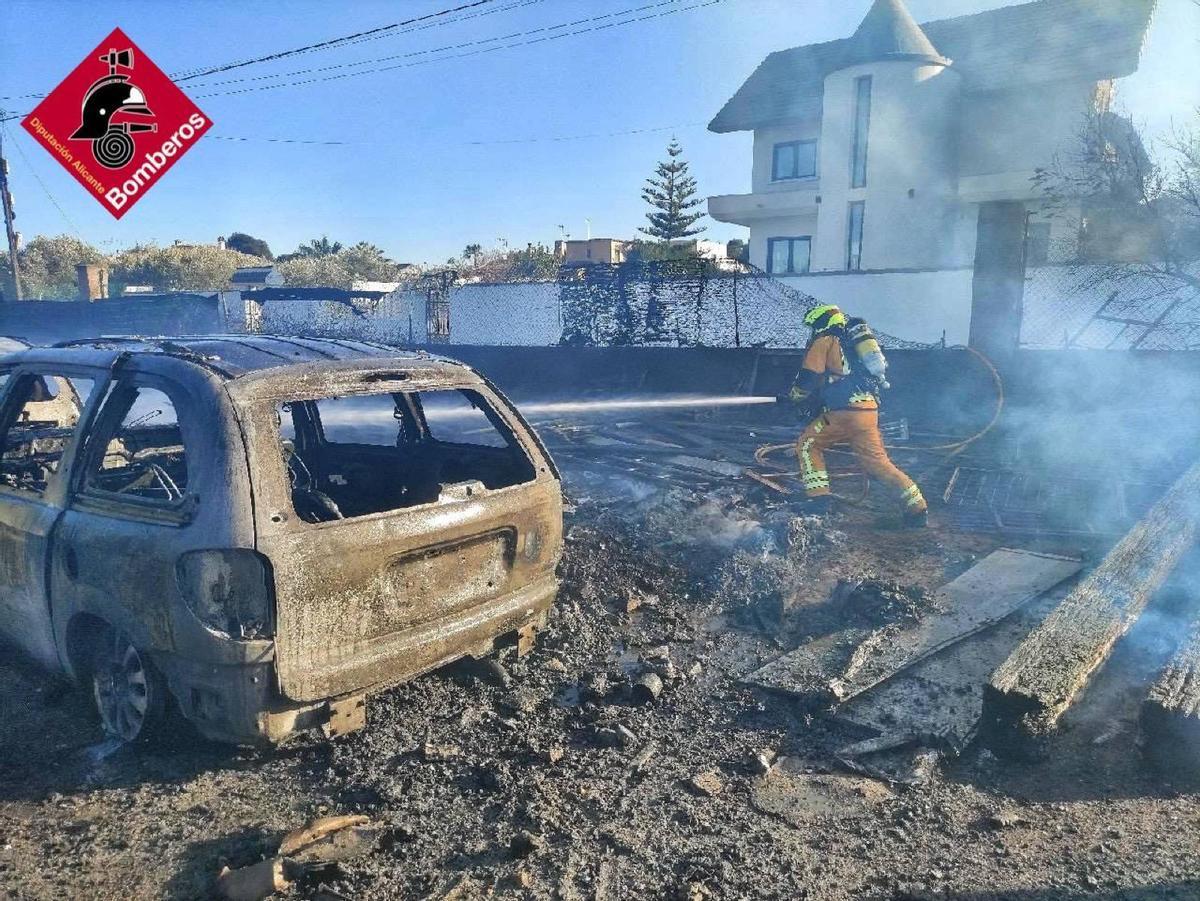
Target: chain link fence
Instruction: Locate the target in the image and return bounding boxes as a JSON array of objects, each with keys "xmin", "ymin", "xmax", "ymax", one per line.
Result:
[
  {"xmin": 244, "ymin": 261, "xmax": 937, "ymax": 350},
  {"xmin": 1021, "ymin": 262, "xmax": 1200, "ymax": 350}
]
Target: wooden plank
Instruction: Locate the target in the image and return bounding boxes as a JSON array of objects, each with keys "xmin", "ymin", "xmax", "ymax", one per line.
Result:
[
  {"xmin": 745, "ymin": 549, "xmax": 1080, "ymax": 704},
  {"xmin": 1141, "ymin": 616, "xmax": 1200, "ymax": 779},
  {"xmin": 831, "ymin": 550, "xmax": 1082, "ymax": 702},
  {"xmin": 982, "ymin": 460, "xmax": 1200, "ymax": 752}
]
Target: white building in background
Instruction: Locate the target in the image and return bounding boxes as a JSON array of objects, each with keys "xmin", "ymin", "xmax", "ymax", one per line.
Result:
[{"xmin": 706, "ymin": 0, "xmax": 1155, "ymax": 275}]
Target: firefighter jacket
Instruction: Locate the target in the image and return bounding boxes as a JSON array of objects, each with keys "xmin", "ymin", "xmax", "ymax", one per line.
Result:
[{"xmin": 789, "ymin": 332, "xmax": 879, "ymax": 412}]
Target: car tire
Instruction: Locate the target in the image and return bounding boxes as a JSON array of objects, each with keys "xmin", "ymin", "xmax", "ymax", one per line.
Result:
[{"xmin": 89, "ymin": 625, "xmax": 167, "ymax": 743}]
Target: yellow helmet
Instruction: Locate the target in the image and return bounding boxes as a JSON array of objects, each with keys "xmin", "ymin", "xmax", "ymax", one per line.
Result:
[{"xmin": 803, "ymin": 304, "xmax": 847, "ymax": 330}]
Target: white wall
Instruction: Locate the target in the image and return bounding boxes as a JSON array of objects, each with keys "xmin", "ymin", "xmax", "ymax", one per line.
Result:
[
  {"xmin": 748, "ymin": 212, "xmax": 819, "ymax": 272},
  {"xmin": 815, "ymin": 60, "xmax": 962, "ymax": 271},
  {"xmin": 752, "ymin": 120, "xmax": 822, "ymax": 194},
  {"xmin": 779, "ymin": 269, "xmax": 974, "ymax": 345},
  {"xmin": 448, "ymin": 283, "xmax": 562, "ymax": 346}
]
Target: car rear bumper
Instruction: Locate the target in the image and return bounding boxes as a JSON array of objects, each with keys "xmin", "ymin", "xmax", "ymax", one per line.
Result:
[{"xmin": 155, "ymin": 575, "xmax": 558, "ymax": 745}]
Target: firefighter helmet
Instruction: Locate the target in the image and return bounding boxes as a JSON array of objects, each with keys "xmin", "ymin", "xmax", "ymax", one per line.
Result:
[
  {"xmin": 803, "ymin": 304, "xmax": 847, "ymax": 331},
  {"xmin": 70, "ymin": 75, "xmax": 153, "ymax": 141}
]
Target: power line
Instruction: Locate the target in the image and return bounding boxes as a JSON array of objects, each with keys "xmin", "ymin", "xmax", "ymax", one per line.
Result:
[
  {"xmin": 184, "ymin": 0, "xmax": 685, "ymax": 91},
  {"xmin": 173, "ymin": 0, "xmax": 499, "ymax": 82},
  {"xmin": 0, "ymin": 0, "xmax": 544, "ymax": 101},
  {"xmin": 189, "ymin": 0, "xmax": 727, "ymax": 100}
]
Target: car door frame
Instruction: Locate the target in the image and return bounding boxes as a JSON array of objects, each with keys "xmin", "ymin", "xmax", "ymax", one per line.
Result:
[{"xmin": 0, "ymin": 362, "xmax": 110, "ymax": 671}]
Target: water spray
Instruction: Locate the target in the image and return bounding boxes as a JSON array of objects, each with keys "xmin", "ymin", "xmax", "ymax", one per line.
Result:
[{"xmin": 517, "ymin": 395, "xmax": 779, "ymax": 416}]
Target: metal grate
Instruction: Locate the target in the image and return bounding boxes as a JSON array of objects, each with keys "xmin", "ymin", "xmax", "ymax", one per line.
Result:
[{"xmin": 942, "ymin": 465, "xmax": 1167, "ymax": 536}]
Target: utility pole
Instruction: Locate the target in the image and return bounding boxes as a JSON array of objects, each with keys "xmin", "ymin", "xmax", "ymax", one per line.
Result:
[{"xmin": 0, "ymin": 126, "xmax": 20, "ymax": 301}]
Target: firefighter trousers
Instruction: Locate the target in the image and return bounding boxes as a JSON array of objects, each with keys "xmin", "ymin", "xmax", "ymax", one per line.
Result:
[{"xmin": 795, "ymin": 409, "xmax": 927, "ymax": 512}]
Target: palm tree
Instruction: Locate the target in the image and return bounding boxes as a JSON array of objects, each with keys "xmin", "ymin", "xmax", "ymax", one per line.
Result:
[
  {"xmin": 462, "ymin": 243, "xmax": 483, "ymax": 267},
  {"xmin": 297, "ymin": 236, "xmax": 344, "ymax": 258},
  {"xmin": 350, "ymin": 241, "xmax": 388, "ymax": 257}
]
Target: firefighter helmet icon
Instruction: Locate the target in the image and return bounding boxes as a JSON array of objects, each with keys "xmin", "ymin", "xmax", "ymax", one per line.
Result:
[{"xmin": 70, "ymin": 48, "xmax": 158, "ymax": 169}]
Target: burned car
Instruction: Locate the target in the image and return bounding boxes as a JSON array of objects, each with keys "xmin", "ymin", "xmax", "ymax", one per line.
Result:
[{"xmin": 0, "ymin": 337, "xmax": 562, "ymax": 744}]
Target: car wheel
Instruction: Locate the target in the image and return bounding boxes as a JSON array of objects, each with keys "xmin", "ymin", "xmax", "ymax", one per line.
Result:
[{"xmin": 90, "ymin": 626, "xmax": 165, "ymax": 743}]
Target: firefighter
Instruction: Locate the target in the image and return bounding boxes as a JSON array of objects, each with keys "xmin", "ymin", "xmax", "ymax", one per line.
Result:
[{"xmin": 788, "ymin": 304, "xmax": 927, "ymax": 527}]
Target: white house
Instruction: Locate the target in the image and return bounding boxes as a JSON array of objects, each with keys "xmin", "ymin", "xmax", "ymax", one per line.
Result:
[{"xmin": 707, "ymin": 0, "xmax": 1155, "ymax": 275}]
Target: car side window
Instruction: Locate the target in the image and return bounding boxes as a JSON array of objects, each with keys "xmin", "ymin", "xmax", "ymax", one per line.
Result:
[
  {"xmin": 0, "ymin": 374, "xmax": 97, "ymax": 495},
  {"xmin": 83, "ymin": 386, "xmax": 189, "ymax": 504}
]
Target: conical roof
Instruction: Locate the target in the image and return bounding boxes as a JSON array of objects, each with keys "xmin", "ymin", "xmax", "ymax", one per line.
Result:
[{"xmin": 843, "ymin": 0, "xmax": 949, "ymax": 67}]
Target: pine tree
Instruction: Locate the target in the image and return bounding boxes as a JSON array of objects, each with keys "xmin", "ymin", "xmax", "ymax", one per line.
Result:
[{"xmin": 638, "ymin": 139, "xmax": 705, "ymax": 241}]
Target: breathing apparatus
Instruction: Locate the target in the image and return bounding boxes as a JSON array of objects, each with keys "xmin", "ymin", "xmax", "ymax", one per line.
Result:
[{"xmin": 803, "ymin": 304, "xmax": 890, "ymax": 390}]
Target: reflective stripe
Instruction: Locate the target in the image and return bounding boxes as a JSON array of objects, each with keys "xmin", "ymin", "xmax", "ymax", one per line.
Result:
[
  {"xmin": 902, "ymin": 484, "xmax": 925, "ymax": 508},
  {"xmin": 848, "ymin": 392, "xmax": 877, "ymax": 405},
  {"xmin": 799, "ymin": 421, "xmax": 830, "ymax": 491},
  {"xmin": 799, "ymin": 438, "xmax": 818, "ymax": 477}
]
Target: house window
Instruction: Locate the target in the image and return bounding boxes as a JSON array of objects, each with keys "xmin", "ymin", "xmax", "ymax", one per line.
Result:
[
  {"xmin": 846, "ymin": 201, "xmax": 865, "ymax": 271},
  {"xmin": 771, "ymin": 140, "xmax": 817, "ymax": 181},
  {"xmin": 1025, "ymin": 221, "xmax": 1051, "ymax": 265},
  {"xmin": 850, "ymin": 75, "xmax": 872, "ymax": 188},
  {"xmin": 766, "ymin": 237, "xmax": 811, "ymax": 275}
]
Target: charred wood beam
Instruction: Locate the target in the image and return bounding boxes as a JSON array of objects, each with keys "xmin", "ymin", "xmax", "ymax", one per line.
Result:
[
  {"xmin": 1142, "ymin": 600, "xmax": 1200, "ymax": 780},
  {"xmin": 981, "ymin": 460, "xmax": 1200, "ymax": 756}
]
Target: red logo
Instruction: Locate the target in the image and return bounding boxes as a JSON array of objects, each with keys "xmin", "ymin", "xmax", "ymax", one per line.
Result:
[{"xmin": 21, "ymin": 28, "xmax": 212, "ymax": 219}]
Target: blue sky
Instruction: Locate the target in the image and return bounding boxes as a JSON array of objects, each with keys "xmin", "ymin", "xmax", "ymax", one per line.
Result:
[{"xmin": 1, "ymin": 0, "xmax": 1197, "ymax": 265}]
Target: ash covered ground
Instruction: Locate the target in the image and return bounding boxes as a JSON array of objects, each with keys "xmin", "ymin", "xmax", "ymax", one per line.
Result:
[{"xmin": 1, "ymin": 405, "xmax": 1199, "ymax": 900}]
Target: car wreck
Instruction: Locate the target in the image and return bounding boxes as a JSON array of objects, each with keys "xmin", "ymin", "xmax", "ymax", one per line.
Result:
[{"xmin": 0, "ymin": 336, "xmax": 562, "ymax": 745}]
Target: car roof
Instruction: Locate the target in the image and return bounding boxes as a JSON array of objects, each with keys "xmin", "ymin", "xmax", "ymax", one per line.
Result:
[{"xmin": 24, "ymin": 335, "xmax": 467, "ymax": 380}]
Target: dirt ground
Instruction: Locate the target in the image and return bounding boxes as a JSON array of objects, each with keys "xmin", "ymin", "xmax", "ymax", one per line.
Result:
[{"xmin": 2, "ymin": 408, "xmax": 1200, "ymax": 900}]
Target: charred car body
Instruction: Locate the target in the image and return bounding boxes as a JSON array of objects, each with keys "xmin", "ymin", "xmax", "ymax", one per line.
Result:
[{"xmin": 0, "ymin": 337, "xmax": 562, "ymax": 744}]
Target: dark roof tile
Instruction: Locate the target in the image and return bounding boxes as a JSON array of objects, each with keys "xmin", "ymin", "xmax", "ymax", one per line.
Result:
[{"xmin": 709, "ymin": 0, "xmax": 1156, "ymax": 133}]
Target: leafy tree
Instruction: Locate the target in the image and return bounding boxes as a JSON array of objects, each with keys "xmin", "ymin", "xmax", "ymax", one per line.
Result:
[
  {"xmin": 109, "ymin": 243, "xmax": 262, "ymax": 293},
  {"xmin": 297, "ymin": 236, "xmax": 344, "ymax": 258},
  {"xmin": 625, "ymin": 239, "xmax": 702, "ymax": 264},
  {"xmin": 1036, "ymin": 109, "xmax": 1200, "ymax": 282},
  {"xmin": 2, "ymin": 235, "xmax": 105, "ymax": 298},
  {"xmin": 338, "ymin": 242, "xmax": 401, "ymax": 282},
  {"xmin": 638, "ymin": 139, "xmax": 705, "ymax": 241},
  {"xmin": 726, "ymin": 238, "xmax": 748, "ymax": 264},
  {"xmin": 276, "ymin": 255, "xmax": 354, "ymax": 288},
  {"xmin": 455, "ymin": 242, "xmax": 557, "ymax": 283},
  {"xmin": 225, "ymin": 232, "xmax": 273, "ymax": 260},
  {"xmin": 276, "ymin": 242, "xmax": 416, "ymax": 287}
]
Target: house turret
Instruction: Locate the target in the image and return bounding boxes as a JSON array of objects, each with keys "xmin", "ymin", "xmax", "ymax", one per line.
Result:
[{"xmin": 813, "ymin": 0, "xmax": 962, "ymax": 270}]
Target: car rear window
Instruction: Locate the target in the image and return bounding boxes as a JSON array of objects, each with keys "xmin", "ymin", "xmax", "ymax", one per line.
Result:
[{"xmin": 276, "ymin": 387, "xmax": 536, "ymax": 523}]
